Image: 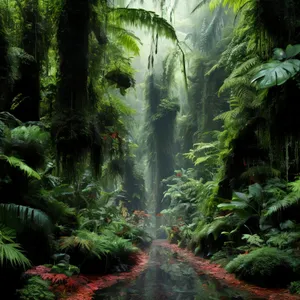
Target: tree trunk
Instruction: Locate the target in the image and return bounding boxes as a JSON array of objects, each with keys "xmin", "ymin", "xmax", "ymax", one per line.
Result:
[
  {"xmin": 57, "ymin": 0, "xmax": 90, "ymax": 111},
  {"xmin": 12, "ymin": 0, "xmax": 41, "ymax": 121}
]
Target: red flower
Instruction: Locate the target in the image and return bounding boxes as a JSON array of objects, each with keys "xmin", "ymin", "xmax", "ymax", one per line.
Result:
[{"xmin": 176, "ymin": 172, "xmax": 182, "ymax": 177}]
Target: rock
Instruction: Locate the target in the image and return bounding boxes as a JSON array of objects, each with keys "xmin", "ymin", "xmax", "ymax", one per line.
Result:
[
  {"xmin": 0, "ymin": 112, "xmax": 22, "ymax": 128},
  {"xmin": 52, "ymin": 253, "xmax": 70, "ymax": 264}
]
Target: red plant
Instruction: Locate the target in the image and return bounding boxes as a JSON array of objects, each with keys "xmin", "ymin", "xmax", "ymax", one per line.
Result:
[
  {"xmin": 25, "ymin": 265, "xmax": 51, "ymax": 275},
  {"xmin": 41, "ymin": 273, "xmax": 68, "ymax": 283},
  {"xmin": 24, "ymin": 251, "xmax": 149, "ymax": 300},
  {"xmin": 65, "ymin": 278, "xmax": 81, "ymax": 290},
  {"xmin": 176, "ymin": 172, "xmax": 182, "ymax": 177},
  {"xmin": 111, "ymin": 132, "xmax": 118, "ymax": 139},
  {"xmin": 133, "ymin": 210, "xmax": 150, "ymax": 218}
]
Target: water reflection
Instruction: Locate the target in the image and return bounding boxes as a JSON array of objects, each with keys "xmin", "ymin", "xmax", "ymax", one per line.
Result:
[{"xmin": 94, "ymin": 244, "xmax": 264, "ymax": 300}]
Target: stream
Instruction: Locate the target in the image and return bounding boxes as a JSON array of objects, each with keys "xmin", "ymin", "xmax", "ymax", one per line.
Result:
[{"xmin": 93, "ymin": 241, "xmax": 265, "ymax": 300}]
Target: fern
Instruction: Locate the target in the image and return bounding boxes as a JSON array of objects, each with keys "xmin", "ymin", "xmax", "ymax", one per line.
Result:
[
  {"xmin": 266, "ymin": 194, "xmax": 299, "ymax": 216},
  {"xmin": 242, "ymin": 234, "xmax": 264, "ymax": 247},
  {"xmin": 0, "ymin": 155, "xmax": 41, "ymax": 179},
  {"xmin": 266, "ymin": 232, "xmax": 300, "ymax": 249},
  {"xmin": 109, "ymin": 8, "xmax": 178, "ymax": 42},
  {"xmin": 193, "ymin": 218, "xmax": 230, "ymax": 243},
  {"xmin": 108, "ymin": 25, "xmax": 142, "ymax": 56}
]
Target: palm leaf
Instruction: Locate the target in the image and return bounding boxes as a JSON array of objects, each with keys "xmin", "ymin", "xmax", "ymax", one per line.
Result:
[
  {"xmin": 0, "ymin": 204, "xmax": 51, "ymax": 233},
  {"xmin": 0, "ymin": 226, "xmax": 31, "ymax": 269}
]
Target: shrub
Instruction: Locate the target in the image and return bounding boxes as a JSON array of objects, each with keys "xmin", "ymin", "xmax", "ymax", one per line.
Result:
[
  {"xmin": 59, "ymin": 229, "xmax": 139, "ymax": 273},
  {"xmin": 225, "ymin": 247, "xmax": 299, "ymax": 287},
  {"xmin": 289, "ymin": 281, "xmax": 300, "ymax": 294},
  {"xmin": 210, "ymin": 250, "xmax": 232, "ymax": 267},
  {"xmin": 18, "ymin": 276, "xmax": 55, "ymax": 300}
]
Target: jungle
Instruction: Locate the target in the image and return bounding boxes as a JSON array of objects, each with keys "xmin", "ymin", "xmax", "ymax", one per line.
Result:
[{"xmin": 1, "ymin": 0, "xmax": 300, "ymax": 299}]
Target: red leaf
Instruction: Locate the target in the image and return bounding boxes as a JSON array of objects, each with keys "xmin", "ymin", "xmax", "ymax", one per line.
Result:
[
  {"xmin": 41, "ymin": 273, "xmax": 68, "ymax": 283},
  {"xmin": 25, "ymin": 265, "xmax": 51, "ymax": 275}
]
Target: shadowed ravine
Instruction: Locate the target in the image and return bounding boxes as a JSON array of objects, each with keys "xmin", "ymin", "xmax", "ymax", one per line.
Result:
[{"xmin": 94, "ymin": 240, "xmax": 263, "ymax": 300}]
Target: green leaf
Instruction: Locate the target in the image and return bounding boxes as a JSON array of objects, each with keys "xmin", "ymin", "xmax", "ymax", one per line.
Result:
[
  {"xmin": 249, "ymin": 183, "xmax": 263, "ymax": 199},
  {"xmin": 217, "ymin": 201, "xmax": 247, "ymax": 210},
  {"xmin": 285, "ymin": 44, "xmax": 300, "ymax": 59},
  {"xmin": 234, "ymin": 192, "xmax": 249, "ymax": 202},
  {"xmin": 252, "ymin": 59, "xmax": 300, "ymax": 89},
  {"xmin": 194, "ymin": 156, "xmax": 210, "ymax": 165}
]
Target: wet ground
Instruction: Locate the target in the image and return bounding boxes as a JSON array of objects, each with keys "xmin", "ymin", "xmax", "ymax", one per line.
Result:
[{"xmin": 94, "ymin": 242, "xmax": 264, "ymax": 300}]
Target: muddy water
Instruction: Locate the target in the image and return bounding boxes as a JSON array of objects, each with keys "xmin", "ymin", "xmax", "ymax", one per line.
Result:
[{"xmin": 94, "ymin": 242, "xmax": 264, "ymax": 300}]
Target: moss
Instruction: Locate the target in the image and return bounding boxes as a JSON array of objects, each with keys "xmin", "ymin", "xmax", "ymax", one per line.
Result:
[
  {"xmin": 226, "ymin": 247, "xmax": 299, "ymax": 288},
  {"xmin": 210, "ymin": 250, "xmax": 232, "ymax": 267}
]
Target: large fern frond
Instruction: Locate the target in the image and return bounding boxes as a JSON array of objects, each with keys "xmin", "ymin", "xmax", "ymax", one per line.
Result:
[
  {"xmin": 108, "ymin": 25, "xmax": 142, "ymax": 55},
  {"xmin": 109, "ymin": 8, "xmax": 178, "ymax": 42},
  {"xmin": 0, "ymin": 155, "xmax": 41, "ymax": 179},
  {"xmin": 266, "ymin": 194, "xmax": 299, "ymax": 216}
]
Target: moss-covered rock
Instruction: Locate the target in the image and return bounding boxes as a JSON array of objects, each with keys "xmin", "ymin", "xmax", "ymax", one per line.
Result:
[{"xmin": 225, "ymin": 247, "xmax": 299, "ymax": 288}]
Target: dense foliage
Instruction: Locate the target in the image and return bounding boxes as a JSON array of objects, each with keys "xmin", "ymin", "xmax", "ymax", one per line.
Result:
[{"xmin": 2, "ymin": 0, "xmax": 300, "ymax": 298}]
